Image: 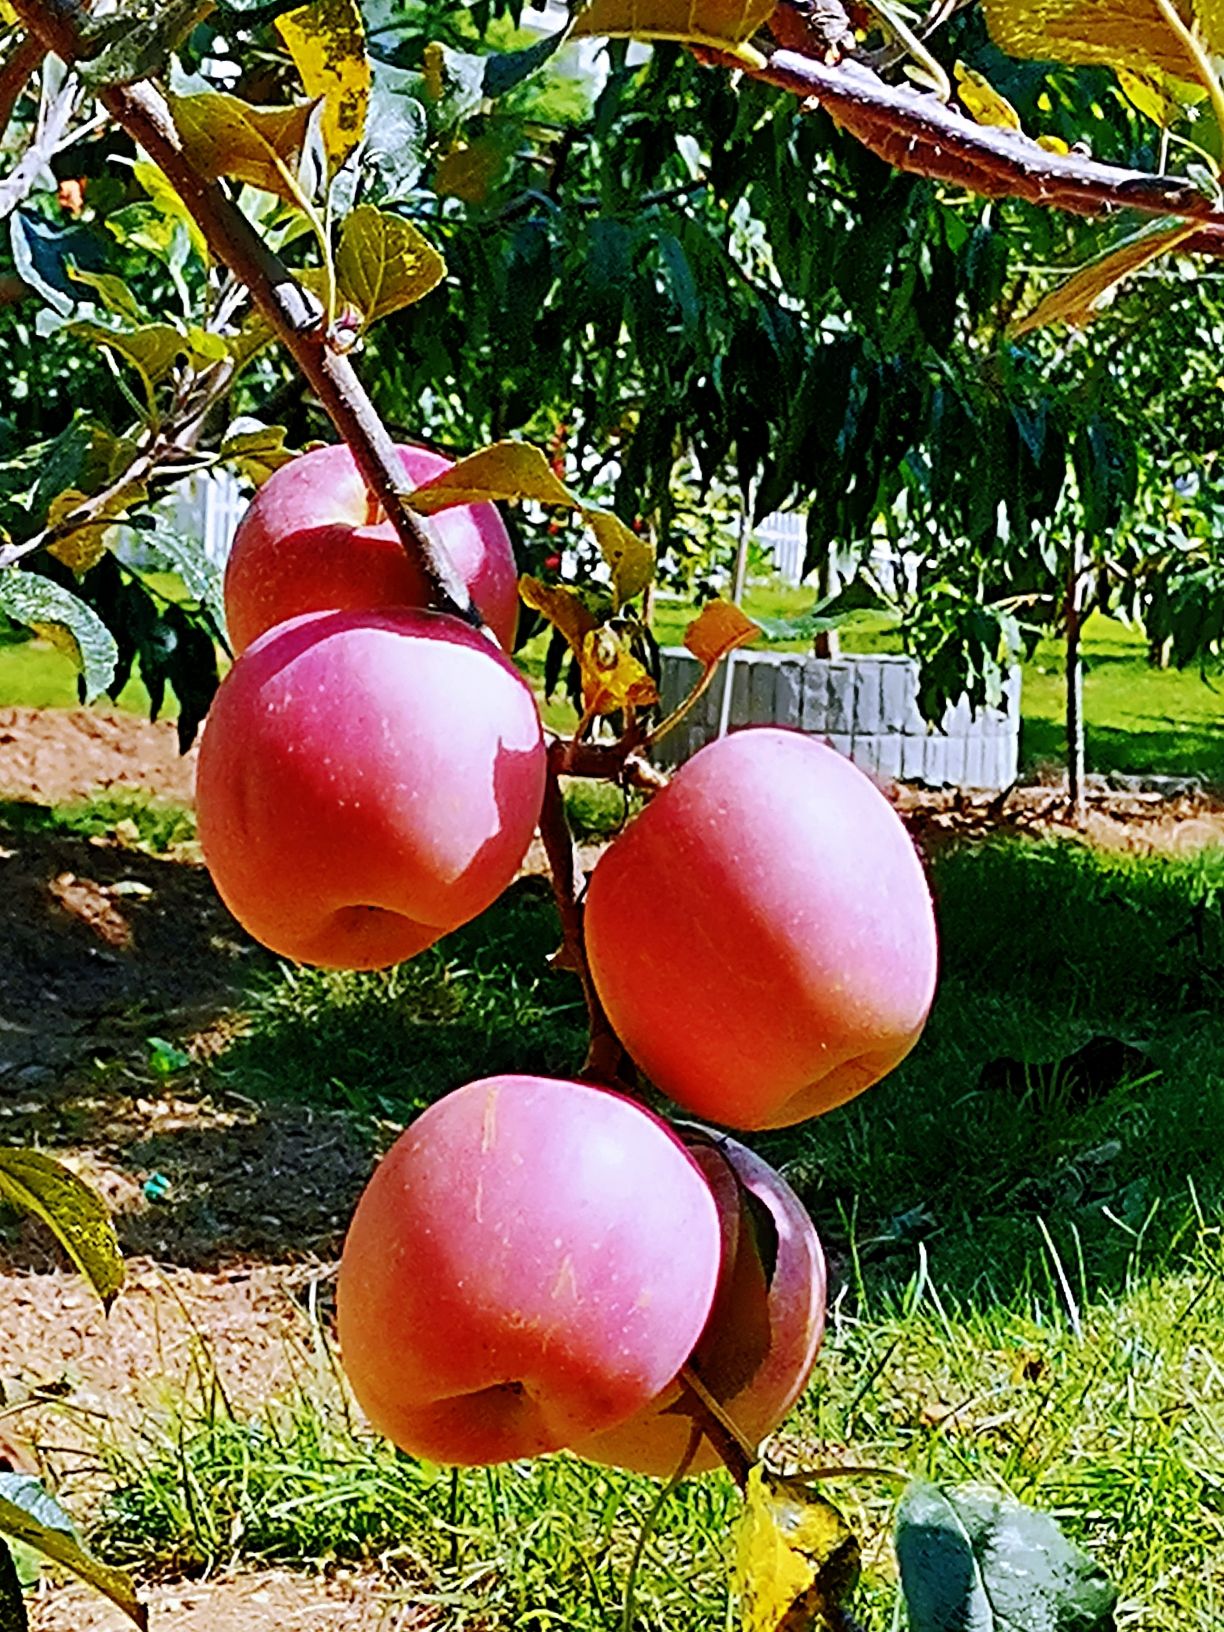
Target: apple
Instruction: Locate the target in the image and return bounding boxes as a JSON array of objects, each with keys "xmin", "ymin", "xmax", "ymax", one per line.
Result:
[
  {"xmin": 195, "ymin": 608, "xmax": 545, "ymax": 968},
  {"xmin": 584, "ymin": 728, "xmax": 938, "ymax": 1129},
  {"xmin": 571, "ymin": 1131, "xmax": 825, "ymax": 1476},
  {"xmin": 223, "ymin": 442, "xmax": 520, "ymax": 654},
  {"xmin": 336, "ymin": 1075, "xmax": 724, "ymax": 1465}
]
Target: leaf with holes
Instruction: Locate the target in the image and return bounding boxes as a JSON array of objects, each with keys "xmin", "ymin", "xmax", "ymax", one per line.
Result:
[
  {"xmin": 168, "ymin": 93, "xmax": 316, "ymax": 205},
  {"xmin": 735, "ymin": 1464, "xmax": 860, "ymax": 1632},
  {"xmin": 276, "ymin": 0, "xmax": 370, "ymax": 174},
  {"xmin": 683, "ymin": 598, "xmax": 761, "ymax": 673},
  {"xmin": 0, "ymin": 571, "xmax": 117, "ymax": 701},
  {"xmin": 1011, "ymin": 219, "xmax": 1196, "ymax": 336},
  {"xmin": 0, "ymin": 1149, "xmax": 123, "ymax": 1306},
  {"xmin": 572, "ymin": 0, "xmax": 775, "ymax": 50},
  {"xmin": 896, "ymin": 1480, "xmax": 1117, "ymax": 1631},
  {"xmin": 980, "ymin": 0, "xmax": 1203, "ymax": 80},
  {"xmin": 0, "ymin": 1475, "xmax": 144, "ymax": 1630},
  {"xmin": 335, "ymin": 205, "xmax": 445, "ymax": 327}
]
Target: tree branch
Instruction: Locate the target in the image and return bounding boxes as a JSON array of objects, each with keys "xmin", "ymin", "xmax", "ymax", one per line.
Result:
[
  {"xmin": 747, "ymin": 48, "xmax": 1224, "ymax": 252},
  {"xmin": 0, "ymin": 32, "xmax": 44, "ymax": 142},
  {"xmin": 8, "ymin": 0, "xmax": 481, "ymax": 629}
]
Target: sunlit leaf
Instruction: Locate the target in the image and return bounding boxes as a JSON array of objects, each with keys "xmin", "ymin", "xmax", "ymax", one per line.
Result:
[
  {"xmin": 1117, "ymin": 66, "xmax": 1181, "ymax": 125},
  {"xmin": 168, "ymin": 93, "xmax": 315, "ymax": 205},
  {"xmin": 0, "ymin": 1474, "xmax": 144, "ymax": 1630},
  {"xmin": 683, "ymin": 597, "xmax": 761, "ymax": 672},
  {"xmin": 68, "ymin": 320, "xmax": 185, "ymax": 406},
  {"xmin": 896, "ymin": 1480, "xmax": 1117, "ymax": 1632},
  {"xmin": 1011, "ymin": 219, "xmax": 1195, "ymax": 336},
  {"xmin": 220, "ymin": 420, "xmax": 298, "ymax": 485},
  {"xmin": 0, "ymin": 1149, "xmax": 123, "ymax": 1306},
  {"xmin": 276, "ymin": 0, "xmax": 370, "ymax": 174},
  {"xmin": 45, "ymin": 473, "xmax": 149, "ymax": 573},
  {"xmin": 335, "ymin": 205, "xmax": 446, "ymax": 326},
  {"xmin": 518, "ymin": 574, "xmax": 597, "ymax": 654},
  {"xmin": 1194, "ymin": 0, "xmax": 1224, "ymax": 53},
  {"xmin": 735, "ymin": 1464, "xmax": 860, "ymax": 1632},
  {"xmin": 411, "ymin": 442, "xmax": 655, "ymax": 605},
  {"xmin": 954, "ymin": 61, "xmax": 1022, "ymax": 129},
  {"xmin": 131, "ymin": 160, "xmax": 209, "ymax": 263},
  {"xmin": 67, "ymin": 268, "xmax": 146, "ymax": 325},
  {"xmin": 0, "ymin": 570, "xmax": 117, "ymax": 701},
  {"xmin": 981, "ymin": 0, "xmax": 1202, "ymax": 80},
  {"xmin": 578, "ymin": 625, "xmax": 659, "ymax": 715},
  {"xmin": 572, "ymin": 0, "xmax": 775, "ymax": 50}
]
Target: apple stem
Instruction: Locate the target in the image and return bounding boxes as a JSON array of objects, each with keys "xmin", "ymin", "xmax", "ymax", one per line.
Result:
[
  {"xmin": 677, "ymin": 1365, "xmax": 755, "ymax": 1491},
  {"xmin": 9, "ymin": 0, "xmax": 483, "ymax": 633}
]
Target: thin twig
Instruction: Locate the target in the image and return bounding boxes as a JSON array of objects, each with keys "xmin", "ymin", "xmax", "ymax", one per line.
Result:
[{"xmin": 9, "ymin": 0, "xmax": 480, "ymax": 628}]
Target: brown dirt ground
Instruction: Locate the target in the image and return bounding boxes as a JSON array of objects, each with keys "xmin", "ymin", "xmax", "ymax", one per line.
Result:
[{"xmin": 3, "ymin": 705, "xmax": 1224, "ymax": 1629}]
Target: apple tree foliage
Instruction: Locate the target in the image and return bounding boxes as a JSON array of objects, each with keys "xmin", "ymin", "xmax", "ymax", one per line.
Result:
[{"xmin": 3, "ymin": 0, "xmax": 1224, "ymax": 1623}]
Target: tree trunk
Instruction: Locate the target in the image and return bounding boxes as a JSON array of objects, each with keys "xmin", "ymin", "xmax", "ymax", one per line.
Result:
[
  {"xmin": 717, "ymin": 490, "xmax": 754, "ymax": 739},
  {"xmin": 813, "ymin": 544, "xmax": 840, "ymax": 659},
  {"xmin": 1065, "ymin": 548, "xmax": 1086, "ymax": 826}
]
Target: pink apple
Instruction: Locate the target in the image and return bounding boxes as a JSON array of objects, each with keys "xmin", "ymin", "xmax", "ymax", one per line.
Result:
[
  {"xmin": 224, "ymin": 442, "xmax": 520, "ymax": 653},
  {"xmin": 585, "ymin": 728, "xmax": 938, "ymax": 1129},
  {"xmin": 195, "ymin": 608, "xmax": 545, "ymax": 968},
  {"xmin": 571, "ymin": 1131, "xmax": 825, "ymax": 1476},
  {"xmin": 336, "ymin": 1076, "xmax": 724, "ymax": 1465}
]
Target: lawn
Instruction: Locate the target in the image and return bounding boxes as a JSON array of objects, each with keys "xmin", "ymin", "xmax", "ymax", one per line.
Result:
[
  {"xmin": 5, "ymin": 577, "xmax": 1221, "ymax": 786},
  {"xmin": 70, "ymin": 832, "xmax": 1224, "ymax": 1630}
]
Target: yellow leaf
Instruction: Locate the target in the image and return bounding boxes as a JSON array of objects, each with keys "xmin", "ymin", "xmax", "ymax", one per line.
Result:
[
  {"xmin": 572, "ymin": 0, "xmax": 775, "ymax": 51},
  {"xmin": 735, "ymin": 1466, "xmax": 860, "ymax": 1632},
  {"xmin": 168, "ymin": 93, "xmax": 316, "ymax": 205},
  {"xmin": 0, "ymin": 1, "xmax": 17, "ymax": 25},
  {"xmin": 276, "ymin": 0, "xmax": 370, "ymax": 174},
  {"xmin": 1036, "ymin": 134, "xmax": 1072, "ymax": 153},
  {"xmin": 585, "ymin": 510, "xmax": 656, "ymax": 605},
  {"xmin": 410, "ymin": 441, "xmax": 574, "ymax": 512},
  {"xmin": 132, "ymin": 160, "xmax": 209, "ymax": 262},
  {"xmin": 519, "ymin": 574, "xmax": 597, "ymax": 655},
  {"xmin": 981, "ymin": 0, "xmax": 1203, "ymax": 80},
  {"xmin": 578, "ymin": 625, "xmax": 659, "ymax": 716},
  {"xmin": 335, "ymin": 205, "xmax": 446, "ymax": 326},
  {"xmin": 954, "ymin": 61, "xmax": 1022, "ymax": 129},
  {"xmin": 1011, "ymin": 219, "xmax": 1196, "ymax": 336},
  {"xmin": 683, "ymin": 598, "xmax": 761, "ymax": 672},
  {"xmin": 1195, "ymin": 0, "xmax": 1224, "ymax": 52}
]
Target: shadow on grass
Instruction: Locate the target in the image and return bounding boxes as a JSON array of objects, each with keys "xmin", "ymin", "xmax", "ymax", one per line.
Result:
[{"xmin": 1022, "ymin": 716, "xmax": 1224, "ymax": 784}]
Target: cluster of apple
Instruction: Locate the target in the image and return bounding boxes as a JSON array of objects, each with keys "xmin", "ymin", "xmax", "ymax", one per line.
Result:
[{"xmin": 194, "ymin": 441, "xmax": 938, "ymax": 1476}]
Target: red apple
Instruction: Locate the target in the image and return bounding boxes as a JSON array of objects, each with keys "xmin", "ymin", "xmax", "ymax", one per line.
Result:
[
  {"xmin": 336, "ymin": 1075, "xmax": 724, "ymax": 1465},
  {"xmin": 223, "ymin": 442, "xmax": 520, "ymax": 654},
  {"xmin": 585, "ymin": 728, "xmax": 938, "ymax": 1129},
  {"xmin": 571, "ymin": 1131, "xmax": 825, "ymax": 1476},
  {"xmin": 195, "ymin": 608, "xmax": 545, "ymax": 968}
]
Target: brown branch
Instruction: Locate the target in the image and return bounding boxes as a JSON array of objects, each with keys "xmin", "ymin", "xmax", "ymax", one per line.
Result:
[
  {"xmin": 748, "ymin": 48, "xmax": 1224, "ymax": 251},
  {"xmin": 0, "ymin": 32, "xmax": 43, "ymax": 141},
  {"xmin": 8, "ymin": 0, "xmax": 480, "ymax": 628}
]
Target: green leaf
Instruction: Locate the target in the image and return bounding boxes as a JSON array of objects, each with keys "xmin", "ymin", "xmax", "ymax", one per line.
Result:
[
  {"xmin": 0, "ymin": 1149, "xmax": 124, "ymax": 1307},
  {"xmin": 896, "ymin": 1480, "xmax": 1118, "ymax": 1632},
  {"xmin": 67, "ymin": 268, "xmax": 147, "ymax": 326},
  {"xmin": 167, "ymin": 93, "xmax": 316, "ymax": 204},
  {"xmin": 335, "ymin": 205, "xmax": 446, "ymax": 326},
  {"xmin": 572, "ymin": 0, "xmax": 774, "ymax": 51},
  {"xmin": 68, "ymin": 321, "xmax": 186, "ymax": 405},
  {"xmin": 276, "ymin": 0, "xmax": 371, "ymax": 175},
  {"xmin": 1011, "ymin": 221, "xmax": 1196, "ymax": 336},
  {"xmin": 0, "ymin": 571, "xmax": 118, "ymax": 701},
  {"xmin": 219, "ymin": 420, "xmax": 298, "ymax": 486},
  {"xmin": 0, "ymin": 1475, "xmax": 144, "ymax": 1630},
  {"xmin": 130, "ymin": 161, "xmax": 209, "ymax": 263},
  {"xmin": 143, "ymin": 522, "xmax": 226, "ymax": 628},
  {"xmin": 0, "ymin": 1540, "xmax": 26, "ymax": 1632},
  {"xmin": 484, "ymin": 24, "xmax": 573, "ymax": 98}
]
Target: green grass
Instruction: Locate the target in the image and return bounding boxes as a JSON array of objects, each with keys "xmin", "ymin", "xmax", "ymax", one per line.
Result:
[
  {"xmin": 75, "ymin": 836, "xmax": 1216, "ymax": 1627},
  {"xmin": 0, "ymin": 792, "xmax": 196, "ymax": 852}
]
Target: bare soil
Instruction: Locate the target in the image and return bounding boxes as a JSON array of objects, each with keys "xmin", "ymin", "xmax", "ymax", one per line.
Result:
[{"xmin": 2, "ymin": 704, "xmax": 1223, "ymax": 1630}]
